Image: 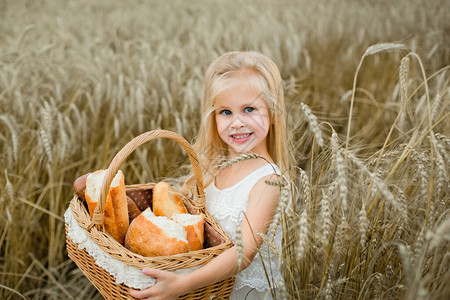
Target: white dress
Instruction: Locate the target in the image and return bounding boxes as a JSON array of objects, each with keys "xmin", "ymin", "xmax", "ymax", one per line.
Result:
[{"xmin": 205, "ymin": 163, "xmax": 283, "ymax": 300}]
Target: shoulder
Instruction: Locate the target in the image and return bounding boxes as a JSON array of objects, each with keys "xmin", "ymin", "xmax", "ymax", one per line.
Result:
[
  {"xmin": 243, "ymin": 173, "xmax": 281, "ymax": 224},
  {"xmin": 248, "ymin": 173, "xmax": 281, "ymax": 205},
  {"xmin": 247, "ymin": 162, "xmax": 288, "ymax": 205}
]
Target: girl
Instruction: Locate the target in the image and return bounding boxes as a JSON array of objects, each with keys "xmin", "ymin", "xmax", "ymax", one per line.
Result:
[{"xmin": 131, "ymin": 51, "xmax": 293, "ymax": 300}]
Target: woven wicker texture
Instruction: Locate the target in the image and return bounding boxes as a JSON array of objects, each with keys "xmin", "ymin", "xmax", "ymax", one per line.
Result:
[
  {"xmin": 66, "ymin": 130, "xmax": 235, "ymax": 299},
  {"xmin": 66, "ymin": 227, "xmax": 235, "ymax": 299}
]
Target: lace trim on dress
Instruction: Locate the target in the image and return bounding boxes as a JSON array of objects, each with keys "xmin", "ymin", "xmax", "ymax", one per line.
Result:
[
  {"xmin": 234, "ymin": 250, "xmax": 282, "ymax": 292},
  {"xmin": 232, "ymin": 225, "xmax": 283, "ymax": 292},
  {"xmin": 64, "ymin": 207, "xmax": 198, "ymax": 290},
  {"xmin": 205, "ymin": 191, "xmax": 246, "ymax": 223}
]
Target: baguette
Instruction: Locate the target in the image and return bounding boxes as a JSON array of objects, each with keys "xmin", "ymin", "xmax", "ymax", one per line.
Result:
[
  {"xmin": 125, "ymin": 208, "xmax": 188, "ymax": 257},
  {"xmin": 85, "ymin": 170, "xmax": 129, "ymax": 244}
]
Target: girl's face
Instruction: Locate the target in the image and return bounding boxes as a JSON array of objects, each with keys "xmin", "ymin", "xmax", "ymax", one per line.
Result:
[{"xmin": 214, "ymin": 79, "xmax": 271, "ymax": 157}]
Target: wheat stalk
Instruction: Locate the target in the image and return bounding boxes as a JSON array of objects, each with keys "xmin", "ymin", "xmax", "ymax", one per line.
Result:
[
  {"xmin": 409, "ymin": 147, "xmax": 429, "ymax": 202},
  {"xmin": 346, "ymin": 43, "xmax": 406, "ymax": 148},
  {"xmin": 217, "ymin": 153, "xmax": 262, "ymax": 169},
  {"xmin": 432, "ymin": 133, "xmax": 450, "ymax": 166},
  {"xmin": 343, "ymin": 147, "xmax": 408, "ymax": 222},
  {"xmin": 430, "ymin": 132, "xmax": 449, "ymax": 197},
  {"xmin": 434, "ymin": 133, "xmax": 450, "ymax": 149},
  {"xmin": 430, "ymin": 92, "xmax": 442, "ymax": 122},
  {"xmin": 296, "ymin": 210, "xmax": 308, "ymax": 261},
  {"xmin": 300, "ymin": 102, "xmax": 324, "ymax": 148},
  {"xmin": 414, "ymin": 93, "xmax": 427, "ymax": 118},
  {"xmin": 358, "ymin": 205, "xmax": 368, "ymax": 248},
  {"xmin": 399, "ymin": 56, "xmax": 410, "ymax": 128},
  {"xmin": 320, "ymin": 184, "xmax": 334, "ymax": 249},
  {"xmin": 426, "ymin": 215, "xmax": 450, "ymax": 249},
  {"xmin": 235, "ymin": 221, "xmax": 244, "ymax": 268},
  {"xmin": 398, "ymin": 244, "xmax": 414, "ymax": 287},
  {"xmin": 40, "ymin": 129, "xmax": 53, "ymax": 163},
  {"xmin": 412, "ymin": 224, "xmax": 425, "ymax": 265},
  {"xmin": 4, "ymin": 170, "xmax": 14, "ymax": 203},
  {"xmin": 297, "ymin": 167, "xmax": 311, "ymax": 206},
  {"xmin": 266, "ymin": 181, "xmax": 290, "ymax": 241},
  {"xmin": 331, "ymin": 131, "xmax": 348, "ymax": 213},
  {"xmin": 336, "ymin": 216, "xmax": 350, "ymax": 254},
  {"xmin": 57, "ymin": 113, "xmax": 68, "ymax": 162},
  {"xmin": 364, "ymin": 43, "xmax": 406, "ymax": 56},
  {"xmin": 0, "ymin": 115, "xmax": 19, "ymax": 163}
]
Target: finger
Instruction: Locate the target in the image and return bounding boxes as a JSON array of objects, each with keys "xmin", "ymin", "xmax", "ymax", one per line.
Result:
[
  {"xmin": 129, "ymin": 287, "xmax": 155, "ymax": 299},
  {"xmin": 142, "ymin": 267, "xmax": 169, "ymax": 279}
]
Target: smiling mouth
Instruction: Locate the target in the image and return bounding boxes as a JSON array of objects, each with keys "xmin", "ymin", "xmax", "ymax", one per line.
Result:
[
  {"xmin": 230, "ymin": 132, "xmax": 253, "ymax": 143},
  {"xmin": 231, "ymin": 133, "xmax": 251, "ymax": 139}
]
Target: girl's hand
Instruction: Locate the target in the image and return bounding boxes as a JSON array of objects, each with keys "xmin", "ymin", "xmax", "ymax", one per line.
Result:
[{"xmin": 129, "ymin": 268, "xmax": 186, "ymax": 300}]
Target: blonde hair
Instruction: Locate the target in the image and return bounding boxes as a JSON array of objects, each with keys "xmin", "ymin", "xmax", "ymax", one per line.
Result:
[{"xmin": 185, "ymin": 51, "xmax": 292, "ymax": 191}]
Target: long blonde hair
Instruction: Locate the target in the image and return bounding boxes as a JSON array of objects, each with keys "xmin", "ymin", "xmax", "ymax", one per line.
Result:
[{"xmin": 185, "ymin": 51, "xmax": 292, "ymax": 191}]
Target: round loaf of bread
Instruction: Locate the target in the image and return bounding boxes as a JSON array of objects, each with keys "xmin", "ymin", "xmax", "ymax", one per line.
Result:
[
  {"xmin": 73, "ymin": 172, "xmax": 91, "ymax": 200},
  {"xmin": 125, "ymin": 208, "xmax": 188, "ymax": 257},
  {"xmin": 152, "ymin": 182, "xmax": 187, "ymax": 218},
  {"xmin": 85, "ymin": 170, "xmax": 129, "ymax": 245},
  {"xmin": 171, "ymin": 213, "xmax": 205, "ymax": 251}
]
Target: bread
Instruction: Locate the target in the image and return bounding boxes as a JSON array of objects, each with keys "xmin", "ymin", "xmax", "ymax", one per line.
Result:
[
  {"xmin": 85, "ymin": 170, "xmax": 129, "ymax": 244},
  {"xmin": 73, "ymin": 172, "xmax": 91, "ymax": 200},
  {"xmin": 127, "ymin": 196, "xmax": 142, "ymax": 221},
  {"xmin": 171, "ymin": 213, "xmax": 205, "ymax": 251},
  {"xmin": 152, "ymin": 182, "xmax": 187, "ymax": 218},
  {"xmin": 125, "ymin": 208, "xmax": 188, "ymax": 257}
]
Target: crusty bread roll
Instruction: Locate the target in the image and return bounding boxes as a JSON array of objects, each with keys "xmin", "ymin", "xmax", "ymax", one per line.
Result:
[
  {"xmin": 85, "ymin": 170, "xmax": 129, "ymax": 244},
  {"xmin": 127, "ymin": 196, "xmax": 142, "ymax": 222},
  {"xmin": 152, "ymin": 182, "xmax": 187, "ymax": 218},
  {"xmin": 125, "ymin": 208, "xmax": 188, "ymax": 257},
  {"xmin": 73, "ymin": 172, "xmax": 91, "ymax": 200},
  {"xmin": 172, "ymin": 213, "xmax": 205, "ymax": 251}
]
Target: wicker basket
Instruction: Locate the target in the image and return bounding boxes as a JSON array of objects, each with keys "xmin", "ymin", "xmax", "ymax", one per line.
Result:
[{"xmin": 65, "ymin": 130, "xmax": 235, "ymax": 299}]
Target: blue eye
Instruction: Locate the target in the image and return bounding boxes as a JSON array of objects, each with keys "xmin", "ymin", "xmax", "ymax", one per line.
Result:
[
  {"xmin": 220, "ymin": 109, "xmax": 232, "ymax": 116},
  {"xmin": 244, "ymin": 107, "xmax": 254, "ymax": 113}
]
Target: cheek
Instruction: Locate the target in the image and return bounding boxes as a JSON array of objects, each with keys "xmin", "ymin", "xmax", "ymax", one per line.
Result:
[
  {"xmin": 215, "ymin": 116, "xmax": 228, "ymax": 137},
  {"xmin": 250, "ymin": 113, "xmax": 271, "ymax": 133}
]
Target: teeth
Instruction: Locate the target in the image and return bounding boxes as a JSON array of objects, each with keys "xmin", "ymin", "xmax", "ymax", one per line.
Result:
[{"xmin": 232, "ymin": 133, "xmax": 250, "ymax": 139}]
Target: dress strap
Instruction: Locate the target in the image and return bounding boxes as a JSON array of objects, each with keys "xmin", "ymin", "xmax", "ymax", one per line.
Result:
[{"xmin": 240, "ymin": 163, "xmax": 281, "ymax": 191}]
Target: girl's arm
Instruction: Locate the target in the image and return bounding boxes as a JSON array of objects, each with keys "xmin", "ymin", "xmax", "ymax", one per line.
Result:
[{"xmin": 130, "ymin": 174, "xmax": 281, "ymax": 300}]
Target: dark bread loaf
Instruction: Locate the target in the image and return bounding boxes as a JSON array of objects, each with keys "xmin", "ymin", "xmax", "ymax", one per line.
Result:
[
  {"xmin": 73, "ymin": 173, "xmax": 91, "ymax": 200},
  {"xmin": 127, "ymin": 196, "xmax": 142, "ymax": 221}
]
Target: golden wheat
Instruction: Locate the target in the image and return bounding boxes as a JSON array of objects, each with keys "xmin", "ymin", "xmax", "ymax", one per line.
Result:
[{"xmin": 0, "ymin": 0, "xmax": 448, "ymax": 299}]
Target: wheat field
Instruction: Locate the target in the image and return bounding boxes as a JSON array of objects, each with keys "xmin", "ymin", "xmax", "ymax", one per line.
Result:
[{"xmin": 0, "ymin": 0, "xmax": 449, "ymax": 299}]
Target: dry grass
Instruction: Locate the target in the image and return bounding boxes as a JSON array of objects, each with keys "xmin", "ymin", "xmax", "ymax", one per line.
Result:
[{"xmin": 1, "ymin": 0, "xmax": 449, "ymax": 299}]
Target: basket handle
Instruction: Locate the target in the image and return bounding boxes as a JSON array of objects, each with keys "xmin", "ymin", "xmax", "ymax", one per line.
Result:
[{"xmin": 88, "ymin": 130, "xmax": 204, "ymax": 231}]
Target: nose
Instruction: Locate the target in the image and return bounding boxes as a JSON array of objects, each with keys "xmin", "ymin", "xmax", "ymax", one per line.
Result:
[{"xmin": 230, "ymin": 115, "xmax": 245, "ymax": 129}]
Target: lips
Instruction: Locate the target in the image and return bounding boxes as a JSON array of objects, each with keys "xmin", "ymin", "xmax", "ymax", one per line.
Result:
[{"xmin": 230, "ymin": 132, "xmax": 253, "ymax": 144}]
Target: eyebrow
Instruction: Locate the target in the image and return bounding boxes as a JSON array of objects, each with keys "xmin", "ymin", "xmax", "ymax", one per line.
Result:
[
  {"xmin": 214, "ymin": 105, "xmax": 228, "ymax": 110},
  {"xmin": 215, "ymin": 100, "xmax": 268, "ymax": 111}
]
